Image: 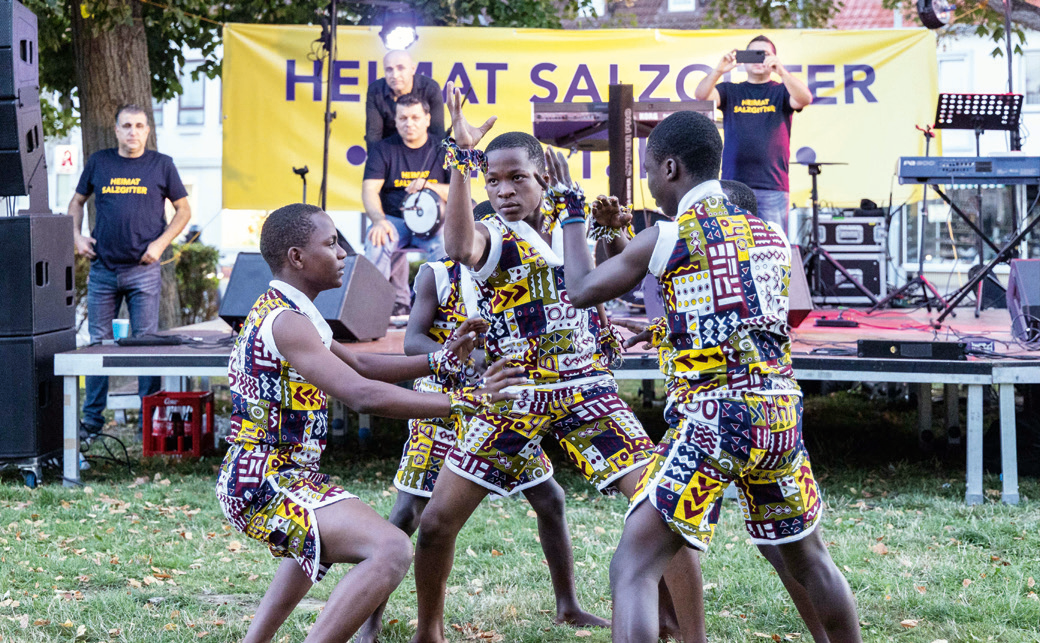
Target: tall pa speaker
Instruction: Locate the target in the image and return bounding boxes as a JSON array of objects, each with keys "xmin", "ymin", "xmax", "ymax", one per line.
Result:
[
  {"xmin": 219, "ymin": 253, "xmax": 394, "ymax": 341},
  {"xmin": 0, "ymin": 214, "xmax": 76, "ymax": 336},
  {"xmin": 0, "ymin": 0, "xmax": 46, "ymax": 204},
  {"xmin": 0, "ymin": 328, "xmax": 75, "ymax": 459},
  {"xmin": 1007, "ymin": 259, "xmax": 1040, "ymax": 341}
]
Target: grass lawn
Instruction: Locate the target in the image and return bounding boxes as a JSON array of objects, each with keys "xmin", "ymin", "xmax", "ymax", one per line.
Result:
[{"xmin": 1, "ymin": 385, "xmax": 1038, "ymax": 642}]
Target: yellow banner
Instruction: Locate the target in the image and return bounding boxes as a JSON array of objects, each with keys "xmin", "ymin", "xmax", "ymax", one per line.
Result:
[{"xmin": 223, "ymin": 25, "xmax": 936, "ymax": 211}]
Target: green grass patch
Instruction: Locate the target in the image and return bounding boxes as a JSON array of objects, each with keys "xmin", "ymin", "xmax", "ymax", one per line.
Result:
[{"xmin": 1, "ymin": 386, "xmax": 1038, "ymax": 642}]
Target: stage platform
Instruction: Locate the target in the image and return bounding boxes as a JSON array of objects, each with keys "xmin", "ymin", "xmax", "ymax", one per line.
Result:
[{"xmin": 54, "ymin": 307, "xmax": 1039, "ymax": 505}]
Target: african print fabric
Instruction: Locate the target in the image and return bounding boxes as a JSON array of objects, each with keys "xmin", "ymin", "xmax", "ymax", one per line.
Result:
[
  {"xmin": 628, "ymin": 394, "xmax": 821, "ymax": 549},
  {"xmin": 647, "ymin": 181, "xmax": 799, "ymax": 401},
  {"xmin": 216, "ymin": 281, "xmax": 356, "ymax": 583},
  {"xmin": 447, "ymin": 380, "xmax": 652, "ymax": 497},
  {"xmin": 396, "ymin": 260, "xmax": 556, "ymax": 496},
  {"xmin": 472, "ymin": 214, "xmax": 610, "ymax": 387}
]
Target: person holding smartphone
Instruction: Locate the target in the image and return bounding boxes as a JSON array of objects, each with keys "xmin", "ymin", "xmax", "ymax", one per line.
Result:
[{"xmin": 694, "ymin": 35, "xmax": 813, "ymax": 235}]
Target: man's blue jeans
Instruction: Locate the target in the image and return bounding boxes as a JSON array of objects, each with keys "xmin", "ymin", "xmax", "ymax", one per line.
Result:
[
  {"xmin": 82, "ymin": 261, "xmax": 162, "ymax": 429},
  {"xmin": 751, "ymin": 189, "xmax": 791, "ymax": 237},
  {"xmin": 364, "ymin": 216, "xmax": 445, "ymax": 307}
]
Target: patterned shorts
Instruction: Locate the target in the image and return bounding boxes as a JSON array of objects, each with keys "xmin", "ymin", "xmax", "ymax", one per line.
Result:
[
  {"xmin": 628, "ymin": 393, "xmax": 821, "ymax": 550},
  {"xmin": 447, "ymin": 379, "xmax": 653, "ymax": 497},
  {"xmin": 216, "ymin": 447, "xmax": 356, "ymax": 583}
]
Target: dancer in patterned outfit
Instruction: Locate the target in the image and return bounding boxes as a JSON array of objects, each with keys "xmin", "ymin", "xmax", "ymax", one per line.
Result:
[
  {"xmin": 216, "ymin": 203, "xmax": 525, "ymax": 643},
  {"xmin": 408, "ymin": 83, "xmax": 706, "ymax": 643},
  {"xmin": 356, "ymin": 258, "xmax": 609, "ymax": 643},
  {"xmin": 561, "ymin": 111, "xmax": 861, "ymax": 643}
]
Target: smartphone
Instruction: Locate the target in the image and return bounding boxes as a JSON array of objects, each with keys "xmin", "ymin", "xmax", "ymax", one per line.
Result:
[{"xmin": 735, "ymin": 49, "xmax": 767, "ymax": 64}]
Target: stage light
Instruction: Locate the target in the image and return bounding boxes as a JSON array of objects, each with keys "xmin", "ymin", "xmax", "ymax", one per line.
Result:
[
  {"xmin": 379, "ymin": 8, "xmax": 419, "ymax": 50},
  {"xmin": 917, "ymin": 0, "xmax": 953, "ymax": 29}
]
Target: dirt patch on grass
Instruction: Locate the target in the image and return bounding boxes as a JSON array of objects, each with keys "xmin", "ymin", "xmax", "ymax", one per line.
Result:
[{"xmin": 195, "ymin": 593, "xmax": 325, "ymax": 612}]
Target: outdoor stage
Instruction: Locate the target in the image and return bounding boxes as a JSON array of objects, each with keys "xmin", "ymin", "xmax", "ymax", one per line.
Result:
[{"xmin": 54, "ymin": 306, "xmax": 1039, "ymax": 505}]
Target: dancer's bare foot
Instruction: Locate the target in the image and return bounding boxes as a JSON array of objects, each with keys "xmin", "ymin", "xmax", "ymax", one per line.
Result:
[
  {"xmin": 355, "ymin": 619, "xmax": 382, "ymax": 643},
  {"xmin": 555, "ymin": 608, "xmax": 611, "ymax": 628}
]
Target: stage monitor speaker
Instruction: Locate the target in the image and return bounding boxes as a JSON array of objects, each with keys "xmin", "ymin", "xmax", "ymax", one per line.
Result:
[
  {"xmin": 1007, "ymin": 258, "xmax": 1040, "ymax": 341},
  {"xmin": 0, "ymin": 328, "xmax": 75, "ymax": 459},
  {"xmin": 0, "ymin": 0, "xmax": 44, "ymax": 199},
  {"xmin": 0, "ymin": 214, "xmax": 75, "ymax": 336},
  {"xmin": 789, "ymin": 246, "xmax": 813, "ymax": 327},
  {"xmin": 219, "ymin": 252, "xmax": 393, "ymax": 341}
]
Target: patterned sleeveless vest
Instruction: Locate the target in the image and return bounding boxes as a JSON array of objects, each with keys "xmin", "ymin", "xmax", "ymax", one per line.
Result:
[
  {"xmin": 416, "ymin": 260, "xmax": 482, "ymax": 392},
  {"xmin": 651, "ymin": 194, "xmax": 798, "ymax": 400},
  {"xmin": 476, "ymin": 215, "xmax": 608, "ymax": 385},
  {"xmin": 425, "ymin": 260, "xmax": 470, "ymax": 345},
  {"xmin": 226, "ymin": 287, "xmax": 328, "ymax": 471}
]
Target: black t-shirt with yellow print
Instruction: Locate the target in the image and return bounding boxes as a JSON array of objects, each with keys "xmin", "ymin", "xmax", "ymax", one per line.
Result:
[
  {"xmin": 717, "ymin": 80, "xmax": 798, "ymax": 193},
  {"xmin": 363, "ymin": 133, "xmax": 447, "ymax": 218},
  {"xmin": 75, "ymin": 148, "xmax": 187, "ymax": 271}
]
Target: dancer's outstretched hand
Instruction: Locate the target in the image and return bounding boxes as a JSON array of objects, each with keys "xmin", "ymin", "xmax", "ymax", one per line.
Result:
[
  {"xmin": 444, "ymin": 318, "xmax": 488, "ymax": 362},
  {"xmin": 590, "ymin": 195, "xmax": 633, "ymax": 229},
  {"xmin": 446, "ymin": 81, "xmax": 497, "ymax": 149},
  {"xmin": 542, "ymin": 146, "xmax": 575, "ymax": 188},
  {"xmin": 613, "ymin": 318, "xmax": 654, "ymax": 350},
  {"xmin": 476, "ymin": 359, "xmax": 529, "ymax": 403}
]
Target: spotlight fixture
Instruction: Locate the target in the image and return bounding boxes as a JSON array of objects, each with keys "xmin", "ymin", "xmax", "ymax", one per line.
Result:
[
  {"xmin": 917, "ymin": 0, "xmax": 954, "ymax": 30},
  {"xmin": 379, "ymin": 7, "xmax": 419, "ymax": 50}
]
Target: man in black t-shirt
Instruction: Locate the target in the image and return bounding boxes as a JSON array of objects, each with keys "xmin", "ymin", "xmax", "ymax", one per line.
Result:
[
  {"xmin": 365, "ymin": 50, "xmax": 445, "ymax": 147},
  {"xmin": 695, "ymin": 35, "xmax": 812, "ymax": 234},
  {"xmin": 362, "ymin": 93, "xmax": 449, "ymax": 313},
  {"xmin": 68, "ymin": 104, "xmax": 191, "ymax": 434}
]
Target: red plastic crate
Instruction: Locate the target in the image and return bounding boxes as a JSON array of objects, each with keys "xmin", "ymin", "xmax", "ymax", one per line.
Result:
[{"xmin": 142, "ymin": 391, "xmax": 215, "ymax": 458}]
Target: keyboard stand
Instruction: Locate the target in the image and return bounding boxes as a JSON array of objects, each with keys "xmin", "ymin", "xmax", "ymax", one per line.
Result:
[{"xmin": 937, "ymin": 198, "xmax": 1040, "ymax": 324}]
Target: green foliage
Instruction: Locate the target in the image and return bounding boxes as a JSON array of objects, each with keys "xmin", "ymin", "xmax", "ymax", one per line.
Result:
[
  {"xmin": 172, "ymin": 240, "xmax": 220, "ymax": 325},
  {"xmin": 881, "ymin": 0, "xmax": 1028, "ymax": 58},
  {"xmin": 28, "ymin": 0, "xmax": 594, "ymax": 138},
  {"xmin": 701, "ymin": 0, "xmax": 845, "ymax": 29}
]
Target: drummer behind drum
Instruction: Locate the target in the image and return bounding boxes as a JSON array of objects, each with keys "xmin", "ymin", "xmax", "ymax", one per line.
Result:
[{"xmin": 362, "ymin": 93, "xmax": 450, "ymax": 315}]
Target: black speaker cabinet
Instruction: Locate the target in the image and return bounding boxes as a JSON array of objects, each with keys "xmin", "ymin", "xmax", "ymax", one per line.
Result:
[
  {"xmin": 1007, "ymin": 259, "xmax": 1040, "ymax": 341},
  {"xmin": 0, "ymin": 0, "xmax": 37, "ymax": 99},
  {"xmin": 0, "ymin": 0, "xmax": 43, "ymax": 198},
  {"xmin": 0, "ymin": 214, "xmax": 75, "ymax": 336},
  {"xmin": 0, "ymin": 328, "xmax": 75, "ymax": 459},
  {"xmin": 219, "ymin": 252, "xmax": 393, "ymax": 341},
  {"xmin": 811, "ymin": 252, "xmax": 886, "ymax": 305}
]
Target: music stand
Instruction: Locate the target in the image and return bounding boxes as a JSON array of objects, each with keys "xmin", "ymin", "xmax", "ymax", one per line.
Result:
[
  {"xmin": 933, "ymin": 93, "xmax": 1024, "ymax": 322},
  {"xmin": 798, "ymin": 157, "xmax": 879, "ymax": 305}
]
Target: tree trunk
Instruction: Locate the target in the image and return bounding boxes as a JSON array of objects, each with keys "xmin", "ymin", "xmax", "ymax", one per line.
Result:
[{"xmin": 69, "ymin": 0, "xmax": 180, "ymax": 330}]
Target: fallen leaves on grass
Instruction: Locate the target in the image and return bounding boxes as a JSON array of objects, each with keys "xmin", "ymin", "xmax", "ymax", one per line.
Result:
[
  {"xmin": 575, "ymin": 631, "xmax": 592, "ymax": 637},
  {"xmin": 900, "ymin": 619, "xmax": 919, "ymax": 628},
  {"xmin": 451, "ymin": 622, "xmax": 502, "ymax": 641},
  {"xmin": 869, "ymin": 542, "xmax": 888, "ymax": 555}
]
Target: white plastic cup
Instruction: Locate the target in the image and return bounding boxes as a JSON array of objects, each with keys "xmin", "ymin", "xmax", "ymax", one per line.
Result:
[{"xmin": 112, "ymin": 319, "xmax": 130, "ymax": 340}]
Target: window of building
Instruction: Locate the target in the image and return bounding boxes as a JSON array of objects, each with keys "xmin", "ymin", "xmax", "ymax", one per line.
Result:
[
  {"xmin": 579, "ymin": 0, "xmax": 606, "ymax": 18},
  {"xmin": 667, "ymin": 0, "xmax": 695, "ymax": 12},
  {"xmin": 152, "ymin": 98, "xmax": 163, "ymax": 127},
  {"xmin": 178, "ymin": 61, "xmax": 205, "ymax": 125},
  {"xmin": 1023, "ymin": 51, "xmax": 1040, "ymax": 105}
]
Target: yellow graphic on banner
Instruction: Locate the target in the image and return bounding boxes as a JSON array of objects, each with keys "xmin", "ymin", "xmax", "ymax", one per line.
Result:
[{"xmin": 223, "ymin": 25, "xmax": 936, "ymax": 213}]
